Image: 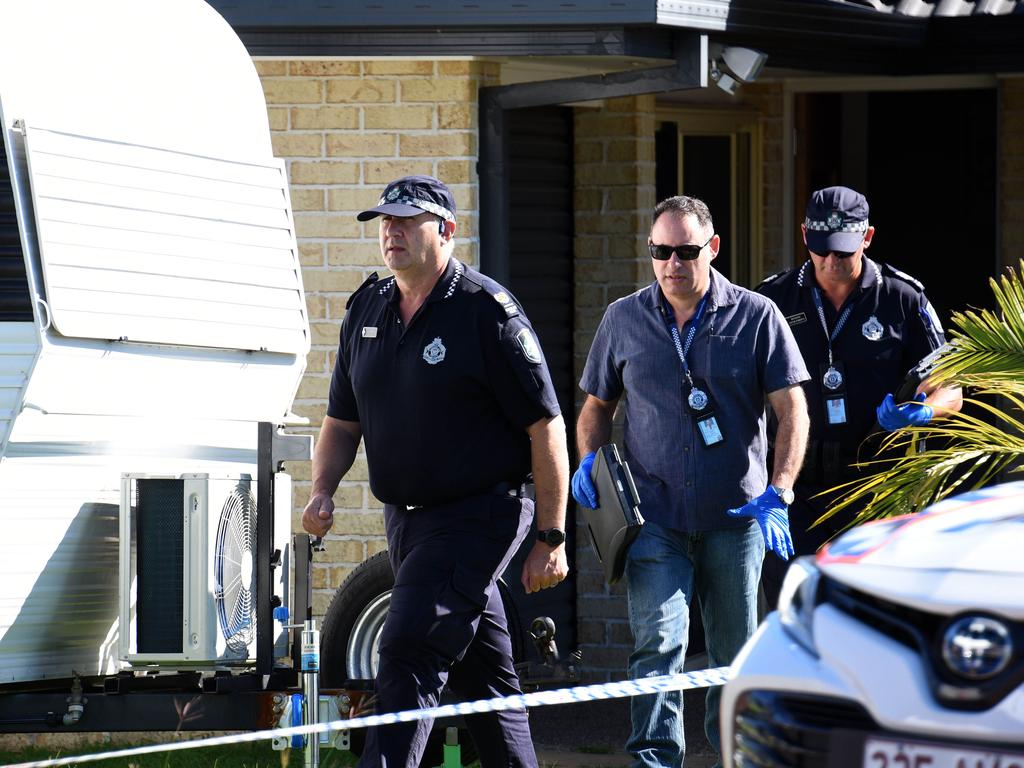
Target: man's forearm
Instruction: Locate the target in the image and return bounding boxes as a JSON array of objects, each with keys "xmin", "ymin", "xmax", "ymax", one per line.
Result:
[
  {"xmin": 311, "ymin": 416, "xmax": 361, "ymax": 498},
  {"xmin": 768, "ymin": 387, "xmax": 809, "ymax": 489},
  {"xmin": 576, "ymin": 395, "xmax": 616, "ymax": 456},
  {"xmin": 527, "ymin": 414, "xmax": 570, "ymax": 531}
]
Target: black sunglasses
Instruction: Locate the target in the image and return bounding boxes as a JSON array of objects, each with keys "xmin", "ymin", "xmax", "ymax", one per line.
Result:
[
  {"xmin": 649, "ymin": 234, "xmax": 714, "ymax": 261},
  {"xmin": 808, "ymin": 248, "xmax": 857, "ymax": 259}
]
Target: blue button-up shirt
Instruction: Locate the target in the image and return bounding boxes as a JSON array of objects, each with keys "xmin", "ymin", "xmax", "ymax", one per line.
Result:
[{"xmin": 580, "ymin": 269, "xmax": 809, "ymax": 532}]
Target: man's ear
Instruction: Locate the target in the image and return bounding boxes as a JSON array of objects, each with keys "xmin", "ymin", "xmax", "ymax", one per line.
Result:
[
  {"xmin": 801, "ymin": 223, "xmax": 809, "ymax": 248},
  {"xmin": 862, "ymin": 226, "xmax": 876, "ymax": 250},
  {"xmin": 708, "ymin": 233, "xmax": 721, "ymax": 261}
]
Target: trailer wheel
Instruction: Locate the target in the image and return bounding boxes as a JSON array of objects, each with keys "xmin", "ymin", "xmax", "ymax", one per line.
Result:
[{"xmin": 320, "ymin": 550, "xmax": 524, "ymax": 767}]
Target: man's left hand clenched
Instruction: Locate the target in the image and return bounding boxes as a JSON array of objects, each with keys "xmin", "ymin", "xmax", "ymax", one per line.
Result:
[{"xmin": 521, "ymin": 542, "xmax": 569, "ymax": 594}]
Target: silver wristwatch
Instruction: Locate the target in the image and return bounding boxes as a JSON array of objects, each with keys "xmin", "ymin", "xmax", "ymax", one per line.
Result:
[{"xmin": 771, "ymin": 485, "xmax": 795, "ymax": 505}]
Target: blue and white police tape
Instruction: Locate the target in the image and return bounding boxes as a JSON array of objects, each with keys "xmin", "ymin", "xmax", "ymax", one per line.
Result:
[{"xmin": 7, "ymin": 666, "xmax": 733, "ymax": 768}]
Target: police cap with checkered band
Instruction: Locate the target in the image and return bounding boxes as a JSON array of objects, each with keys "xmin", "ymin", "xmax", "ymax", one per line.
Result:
[
  {"xmin": 804, "ymin": 185, "xmax": 870, "ymax": 255},
  {"xmin": 357, "ymin": 174, "xmax": 457, "ymax": 223}
]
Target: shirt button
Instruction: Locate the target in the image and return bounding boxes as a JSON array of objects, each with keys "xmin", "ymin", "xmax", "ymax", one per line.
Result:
[
  {"xmin": 685, "ymin": 481, "xmax": 692, "ymax": 487},
  {"xmin": 683, "ymin": 447, "xmax": 690, "ymax": 452}
]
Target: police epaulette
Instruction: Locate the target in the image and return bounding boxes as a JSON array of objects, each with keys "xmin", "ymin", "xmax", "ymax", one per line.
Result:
[
  {"xmin": 346, "ymin": 272, "xmax": 380, "ymax": 308},
  {"xmin": 756, "ymin": 270, "xmax": 784, "ymax": 288},
  {"xmin": 490, "ymin": 288, "xmax": 520, "ymax": 319},
  {"xmin": 882, "ymin": 263, "xmax": 925, "ymax": 292}
]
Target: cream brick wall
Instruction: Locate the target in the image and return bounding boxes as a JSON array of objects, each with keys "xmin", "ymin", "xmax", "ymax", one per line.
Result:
[
  {"xmin": 258, "ymin": 58, "xmax": 498, "ymax": 616},
  {"xmin": 572, "ymin": 95, "xmax": 657, "ymax": 681},
  {"xmin": 739, "ymin": 82, "xmax": 785, "ymax": 278}
]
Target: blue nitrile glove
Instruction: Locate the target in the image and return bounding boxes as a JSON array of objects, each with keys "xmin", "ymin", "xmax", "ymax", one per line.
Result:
[
  {"xmin": 726, "ymin": 488, "xmax": 794, "ymax": 561},
  {"xmin": 571, "ymin": 452, "xmax": 599, "ymax": 509},
  {"xmin": 876, "ymin": 392, "xmax": 933, "ymax": 432}
]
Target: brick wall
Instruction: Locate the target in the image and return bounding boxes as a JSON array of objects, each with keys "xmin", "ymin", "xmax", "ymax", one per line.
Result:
[
  {"xmin": 740, "ymin": 82, "xmax": 786, "ymax": 277},
  {"xmin": 257, "ymin": 58, "xmax": 497, "ymax": 616},
  {"xmin": 1001, "ymin": 76, "xmax": 1024, "ymax": 271},
  {"xmin": 572, "ymin": 94, "xmax": 658, "ymax": 680}
]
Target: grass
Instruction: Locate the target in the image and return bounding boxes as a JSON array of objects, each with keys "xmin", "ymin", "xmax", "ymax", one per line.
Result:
[{"xmin": 0, "ymin": 742, "xmax": 358, "ymax": 768}]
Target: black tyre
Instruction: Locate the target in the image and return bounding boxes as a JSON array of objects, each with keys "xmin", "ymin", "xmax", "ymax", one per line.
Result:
[{"xmin": 320, "ymin": 550, "xmax": 524, "ymax": 767}]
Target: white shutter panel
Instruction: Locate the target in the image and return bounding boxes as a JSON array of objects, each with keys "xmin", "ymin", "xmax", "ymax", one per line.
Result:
[{"xmin": 23, "ymin": 126, "xmax": 308, "ymax": 354}]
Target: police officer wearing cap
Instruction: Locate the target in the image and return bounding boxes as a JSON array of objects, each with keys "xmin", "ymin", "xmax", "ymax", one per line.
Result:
[
  {"xmin": 302, "ymin": 175, "xmax": 569, "ymax": 768},
  {"xmin": 756, "ymin": 185, "xmax": 962, "ymax": 603}
]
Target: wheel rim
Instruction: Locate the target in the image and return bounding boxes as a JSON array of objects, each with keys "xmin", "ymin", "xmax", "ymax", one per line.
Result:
[{"xmin": 346, "ymin": 590, "xmax": 391, "ymax": 679}]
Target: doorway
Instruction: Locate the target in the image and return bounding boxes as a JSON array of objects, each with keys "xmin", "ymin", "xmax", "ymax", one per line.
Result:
[{"xmin": 793, "ymin": 87, "xmax": 997, "ymax": 325}]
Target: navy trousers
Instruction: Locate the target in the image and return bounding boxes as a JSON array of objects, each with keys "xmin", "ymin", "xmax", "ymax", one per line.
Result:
[{"xmin": 357, "ymin": 493, "xmax": 538, "ymax": 768}]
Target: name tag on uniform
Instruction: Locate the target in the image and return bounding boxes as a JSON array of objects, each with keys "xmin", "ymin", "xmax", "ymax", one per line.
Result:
[
  {"xmin": 785, "ymin": 312, "xmax": 807, "ymax": 326},
  {"xmin": 361, "ymin": 326, "xmax": 378, "ymax": 338}
]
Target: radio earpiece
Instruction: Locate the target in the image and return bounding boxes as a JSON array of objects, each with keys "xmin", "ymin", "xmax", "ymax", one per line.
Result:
[{"xmin": 438, "ymin": 219, "xmax": 446, "ymax": 236}]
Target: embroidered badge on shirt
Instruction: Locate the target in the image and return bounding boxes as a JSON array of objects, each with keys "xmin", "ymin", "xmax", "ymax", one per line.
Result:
[
  {"xmin": 492, "ymin": 290, "xmax": 519, "ymax": 319},
  {"xmin": 515, "ymin": 328, "xmax": 542, "ymax": 364},
  {"xmin": 422, "ymin": 337, "xmax": 446, "ymax": 365},
  {"xmin": 361, "ymin": 326, "xmax": 378, "ymax": 338},
  {"xmin": 862, "ymin": 315, "xmax": 884, "ymax": 341},
  {"xmin": 785, "ymin": 312, "xmax": 807, "ymax": 326}
]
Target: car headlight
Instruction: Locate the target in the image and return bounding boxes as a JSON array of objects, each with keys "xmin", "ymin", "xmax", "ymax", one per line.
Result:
[{"xmin": 777, "ymin": 555, "xmax": 821, "ymax": 657}]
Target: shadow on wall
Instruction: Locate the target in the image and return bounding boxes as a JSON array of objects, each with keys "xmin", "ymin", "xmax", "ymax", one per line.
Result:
[{"xmin": 1, "ymin": 503, "xmax": 121, "ymax": 684}]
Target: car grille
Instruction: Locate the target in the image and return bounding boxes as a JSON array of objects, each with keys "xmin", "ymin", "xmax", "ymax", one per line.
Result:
[
  {"xmin": 820, "ymin": 576, "xmax": 1024, "ymax": 711},
  {"xmin": 732, "ymin": 690, "xmax": 876, "ymax": 768}
]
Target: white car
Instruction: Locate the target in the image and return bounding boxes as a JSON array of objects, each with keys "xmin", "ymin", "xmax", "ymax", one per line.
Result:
[{"xmin": 722, "ymin": 481, "xmax": 1024, "ymax": 768}]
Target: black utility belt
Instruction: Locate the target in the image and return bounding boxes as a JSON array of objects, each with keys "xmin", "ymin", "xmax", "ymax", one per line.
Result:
[
  {"xmin": 801, "ymin": 439, "xmax": 859, "ymax": 484},
  {"xmin": 402, "ymin": 480, "xmax": 528, "ymax": 510}
]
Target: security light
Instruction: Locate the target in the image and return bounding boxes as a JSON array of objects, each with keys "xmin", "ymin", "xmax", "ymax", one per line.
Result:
[
  {"xmin": 721, "ymin": 46, "xmax": 768, "ymax": 83},
  {"xmin": 709, "ymin": 62, "xmax": 739, "ymax": 95},
  {"xmin": 709, "ymin": 45, "xmax": 768, "ymax": 95}
]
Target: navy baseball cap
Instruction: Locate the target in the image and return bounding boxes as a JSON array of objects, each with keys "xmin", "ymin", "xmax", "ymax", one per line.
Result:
[
  {"xmin": 357, "ymin": 175, "xmax": 457, "ymax": 223},
  {"xmin": 804, "ymin": 186, "xmax": 870, "ymax": 254}
]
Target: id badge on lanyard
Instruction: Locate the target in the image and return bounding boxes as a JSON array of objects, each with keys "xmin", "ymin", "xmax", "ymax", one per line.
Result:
[
  {"xmin": 666, "ymin": 292, "xmax": 725, "ymax": 448},
  {"xmin": 820, "ymin": 361, "xmax": 848, "ymax": 425},
  {"xmin": 811, "ymin": 288, "xmax": 854, "ymax": 428},
  {"xmin": 686, "ymin": 377, "xmax": 724, "ymax": 447}
]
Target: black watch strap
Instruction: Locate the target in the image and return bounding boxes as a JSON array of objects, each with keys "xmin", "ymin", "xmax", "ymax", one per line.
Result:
[{"xmin": 537, "ymin": 527, "xmax": 566, "ymax": 546}]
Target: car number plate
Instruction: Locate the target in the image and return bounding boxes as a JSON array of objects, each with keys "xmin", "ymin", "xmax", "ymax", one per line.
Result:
[{"xmin": 864, "ymin": 737, "xmax": 1024, "ymax": 768}]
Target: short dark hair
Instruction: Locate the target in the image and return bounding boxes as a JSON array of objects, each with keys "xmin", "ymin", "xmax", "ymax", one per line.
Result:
[{"xmin": 651, "ymin": 196, "xmax": 714, "ymax": 236}]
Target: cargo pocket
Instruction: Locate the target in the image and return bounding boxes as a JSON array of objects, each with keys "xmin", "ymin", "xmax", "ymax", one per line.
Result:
[{"xmin": 422, "ymin": 563, "xmax": 492, "ymax": 665}]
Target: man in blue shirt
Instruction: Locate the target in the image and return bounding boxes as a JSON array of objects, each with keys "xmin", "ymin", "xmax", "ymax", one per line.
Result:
[{"xmin": 573, "ymin": 196, "xmax": 810, "ymax": 768}]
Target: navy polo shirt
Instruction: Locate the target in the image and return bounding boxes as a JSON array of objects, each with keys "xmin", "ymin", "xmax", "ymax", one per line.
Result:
[
  {"xmin": 756, "ymin": 256, "xmax": 944, "ymax": 474},
  {"xmin": 328, "ymin": 257, "xmax": 560, "ymax": 507},
  {"xmin": 580, "ymin": 269, "xmax": 809, "ymax": 533}
]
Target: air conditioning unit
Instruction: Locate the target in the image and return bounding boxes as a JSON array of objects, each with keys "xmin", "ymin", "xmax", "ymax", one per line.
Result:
[{"xmin": 118, "ymin": 473, "xmax": 291, "ymax": 667}]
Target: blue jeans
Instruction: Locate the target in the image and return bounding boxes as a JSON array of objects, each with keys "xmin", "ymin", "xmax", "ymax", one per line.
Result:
[{"xmin": 624, "ymin": 520, "xmax": 764, "ymax": 768}]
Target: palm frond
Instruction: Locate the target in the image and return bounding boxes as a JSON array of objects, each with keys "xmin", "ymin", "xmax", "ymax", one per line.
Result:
[
  {"xmin": 929, "ymin": 260, "xmax": 1024, "ymax": 388},
  {"xmin": 817, "ymin": 390, "xmax": 1024, "ymax": 529}
]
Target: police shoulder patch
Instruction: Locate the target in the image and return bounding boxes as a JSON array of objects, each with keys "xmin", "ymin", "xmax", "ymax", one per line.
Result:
[
  {"xmin": 883, "ymin": 263, "xmax": 925, "ymax": 292},
  {"xmin": 515, "ymin": 327, "xmax": 543, "ymax": 364},
  {"xmin": 756, "ymin": 270, "xmax": 785, "ymax": 290},
  {"xmin": 346, "ymin": 272, "xmax": 380, "ymax": 308},
  {"xmin": 490, "ymin": 288, "xmax": 519, "ymax": 319}
]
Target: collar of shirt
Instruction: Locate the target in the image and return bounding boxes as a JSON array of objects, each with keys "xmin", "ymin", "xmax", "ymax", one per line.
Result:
[
  {"xmin": 796, "ymin": 255, "xmax": 882, "ymax": 296},
  {"xmin": 381, "ymin": 256, "xmax": 465, "ymax": 307},
  {"xmin": 642, "ymin": 266, "xmax": 740, "ymax": 317}
]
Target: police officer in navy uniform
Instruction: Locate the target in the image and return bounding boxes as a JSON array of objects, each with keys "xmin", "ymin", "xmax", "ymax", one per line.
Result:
[
  {"xmin": 756, "ymin": 186, "xmax": 962, "ymax": 604},
  {"xmin": 302, "ymin": 175, "xmax": 569, "ymax": 768}
]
